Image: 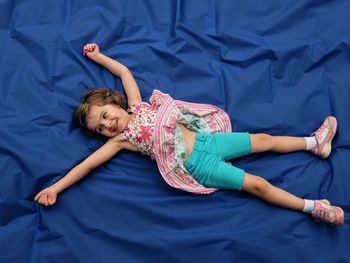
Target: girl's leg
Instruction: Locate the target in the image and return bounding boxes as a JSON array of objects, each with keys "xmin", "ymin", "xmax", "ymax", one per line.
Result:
[
  {"xmin": 186, "ymin": 133, "xmax": 344, "ymax": 225},
  {"xmin": 242, "ymin": 172, "xmax": 305, "ymax": 211},
  {"xmin": 241, "ymin": 172, "xmax": 344, "ymax": 225},
  {"xmin": 250, "ymin": 133, "xmax": 307, "ymax": 154},
  {"xmin": 251, "ymin": 116, "xmax": 338, "ymax": 157}
]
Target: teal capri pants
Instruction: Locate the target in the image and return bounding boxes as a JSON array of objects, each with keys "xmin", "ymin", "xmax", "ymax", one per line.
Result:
[{"xmin": 184, "ymin": 133, "xmax": 251, "ymax": 190}]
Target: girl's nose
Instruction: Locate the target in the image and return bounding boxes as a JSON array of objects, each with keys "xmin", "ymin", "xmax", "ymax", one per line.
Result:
[{"xmin": 102, "ymin": 119, "xmax": 112, "ymax": 128}]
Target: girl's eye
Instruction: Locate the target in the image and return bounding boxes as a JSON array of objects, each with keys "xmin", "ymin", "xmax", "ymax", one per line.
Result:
[
  {"xmin": 103, "ymin": 112, "xmax": 107, "ymax": 119},
  {"xmin": 98, "ymin": 127, "xmax": 103, "ymax": 133}
]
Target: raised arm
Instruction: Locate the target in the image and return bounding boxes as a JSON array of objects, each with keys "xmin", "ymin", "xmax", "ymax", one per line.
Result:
[
  {"xmin": 83, "ymin": 43, "xmax": 142, "ymax": 107},
  {"xmin": 34, "ymin": 136, "xmax": 136, "ymax": 206}
]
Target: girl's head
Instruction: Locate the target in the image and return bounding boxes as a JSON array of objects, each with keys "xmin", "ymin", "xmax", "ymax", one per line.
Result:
[{"xmin": 73, "ymin": 87, "xmax": 130, "ymax": 138}]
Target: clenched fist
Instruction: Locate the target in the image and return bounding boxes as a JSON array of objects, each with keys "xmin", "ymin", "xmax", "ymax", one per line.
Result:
[
  {"xmin": 34, "ymin": 187, "xmax": 58, "ymax": 206},
  {"xmin": 83, "ymin": 43, "xmax": 100, "ymax": 58}
]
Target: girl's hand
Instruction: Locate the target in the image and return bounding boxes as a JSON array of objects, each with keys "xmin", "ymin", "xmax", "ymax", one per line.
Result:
[
  {"xmin": 34, "ymin": 187, "xmax": 58, "ymax": 206},
  {"xmin": 83, "ymin": 43, "xmax": 100, "ymax": 58}
]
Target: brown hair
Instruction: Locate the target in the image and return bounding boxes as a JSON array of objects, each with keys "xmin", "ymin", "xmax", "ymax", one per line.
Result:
[{"xmin": 73, "ymin": 87, "xmax": 126, "ymax": 137}]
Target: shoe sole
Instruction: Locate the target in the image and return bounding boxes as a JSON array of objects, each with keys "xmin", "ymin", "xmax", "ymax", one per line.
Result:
[
  {"xmin": 320, "ymin": 117, "xmax": 337, "ymax": 159},
  {"xmin": 338, "ymin": 207, "xmax": 345, "ymax": 225}
]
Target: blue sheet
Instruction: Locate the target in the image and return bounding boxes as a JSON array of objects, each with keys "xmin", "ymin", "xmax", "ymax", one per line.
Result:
[{"xmin": 1, "ymin": 1, "xmax": 349, "ymax": 262}]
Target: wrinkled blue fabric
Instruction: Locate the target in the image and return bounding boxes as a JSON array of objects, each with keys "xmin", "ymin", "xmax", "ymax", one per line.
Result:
[{"xmin": 1, "ymin": 1, "xmax": 350, "ymax": 262}]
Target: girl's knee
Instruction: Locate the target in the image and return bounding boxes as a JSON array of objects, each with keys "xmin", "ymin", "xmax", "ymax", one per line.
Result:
[
  {"xmin": 252, "ymin": 177, "xmax": 270, "ymax": 196},
  {"xmin": 256, "ymin": 133, "xmax": 273, "ymax": 143},
  {"xmin": 251, "ymin": 133, "xmax": 274, "ymax": 153},
  {"xmin": 243, "ymin": 173, "xmax": 270, "ymax": 196}
]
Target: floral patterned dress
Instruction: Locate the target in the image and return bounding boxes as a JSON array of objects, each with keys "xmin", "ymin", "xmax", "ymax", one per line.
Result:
[{"xmin": 120, "ymin": 90, "xmax": 232, "ymax": 195}]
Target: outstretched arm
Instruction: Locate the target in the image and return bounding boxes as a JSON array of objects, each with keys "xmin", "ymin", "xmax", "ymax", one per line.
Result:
[
  {"xmin": 83, "ymin": 43, "xmax": 142, "ymax": 107},
  {"xmin": 34, "ymin": 135, "xmax": 136, "ymax": 206}
]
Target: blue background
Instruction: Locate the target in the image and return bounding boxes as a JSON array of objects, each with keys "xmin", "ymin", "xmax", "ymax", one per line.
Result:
[{"xmin": 1, "ymin": 0, "xmax": 350, "ymax": 262}]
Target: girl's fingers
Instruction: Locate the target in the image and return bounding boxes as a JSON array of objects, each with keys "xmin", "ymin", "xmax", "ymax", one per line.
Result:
[
  {"xmin": 88, "ymin": 43, "xmax": 96, "ymax": 50},
  {"xmin": 34, "ymin": 192, "xmax": 54, "ymax": 206},
  {"xmin": 45, "ymin": 195, "xmax": 50, "ymax": 206},
  {"xmin": 39, "ymin": 195, "xmax": 44, "ymax": 204},
  {"xmin": 83, "ymin": 43, "xmax": 98, "ymax": 56},
  {"xmin": 34, "ymin": 192, "xmax": 40, "ymax": 201},
  {"xmin": 43, "ymin": 195, "xmax": 48, "ymax": 206},
  {"xmin": 48, "ymin": 196, "xmax": 55, "ymax": 205},
  {"xmin": 42, "ymin": 195, "xmax": 47, "ymax": 205},
  {"xmin": 46, "ymin": 195, "xmax": 52, "ymax": 206},
  {"xmin": 83, "ymin": 44, "xmax": 91, "ymax": 56},
  {"xmin": 41, "ymin": 194, "xmax": 47, "ymax": 205}
]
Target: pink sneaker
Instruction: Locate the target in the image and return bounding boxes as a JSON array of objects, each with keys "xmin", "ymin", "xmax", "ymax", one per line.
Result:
[
  {"xmin": 310, "ymin": 116, "xmax": 337, "ymax": 159},
  {"xmin": 312, "ymin": 200, "xmax": 344, "ymax": 226}
]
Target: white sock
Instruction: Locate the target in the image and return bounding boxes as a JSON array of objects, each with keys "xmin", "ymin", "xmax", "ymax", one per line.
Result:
[
  {"xmin": 304, "ymin": 136, "xmax": 317, "ymax": 150},
  {"xmin": 303, "ymin": 199, "xmax": 315, "ymax": 214}
]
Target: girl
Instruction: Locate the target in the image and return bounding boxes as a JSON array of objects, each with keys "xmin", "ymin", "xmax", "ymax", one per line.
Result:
[{"xmin": 34, "ymin": 43, "xmax": 344, "ymax": 226}]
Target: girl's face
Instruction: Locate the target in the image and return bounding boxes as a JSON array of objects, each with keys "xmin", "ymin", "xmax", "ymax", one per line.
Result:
[{"xmin": 86, "ymin": 104, "xmax": 131, "ymax": 137}]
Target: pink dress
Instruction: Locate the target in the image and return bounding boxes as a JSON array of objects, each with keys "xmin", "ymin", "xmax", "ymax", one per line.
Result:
[{"xmin": 120, "ymin": 90, "xmax": 232, "ymax": 194}]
